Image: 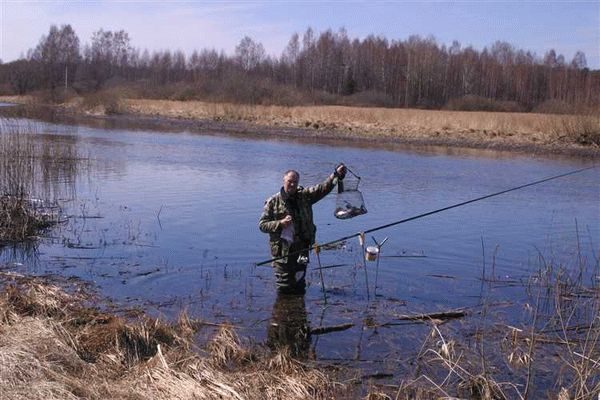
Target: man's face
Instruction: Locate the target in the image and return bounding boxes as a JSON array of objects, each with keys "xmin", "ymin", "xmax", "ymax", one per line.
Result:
[{"xmin": 283, "ymin": 172, "xmax": 299, "ymax": 195}]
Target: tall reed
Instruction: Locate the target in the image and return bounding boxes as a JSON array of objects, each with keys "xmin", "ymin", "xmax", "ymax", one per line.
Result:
[
  {"xmin": 0, "ymin": 119, "xmax": 82, "ymax": 244},
  {"xmin": 395, "ymin": 239, "xmax": 599, "ymax": 399}
]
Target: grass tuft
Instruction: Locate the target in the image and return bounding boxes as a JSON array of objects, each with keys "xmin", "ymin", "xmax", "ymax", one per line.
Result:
[
  {"xmin": 0, "ymin": 273, "xmax": 342, "ymax": 399},
  {"xmin": 0, "ymin": 119, "xmax": 84, "ymax": 246}
]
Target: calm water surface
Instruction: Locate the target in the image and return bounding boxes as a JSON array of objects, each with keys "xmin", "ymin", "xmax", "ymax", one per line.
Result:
[{"xmin": 1, "ymin": 117, "xmax": 598, "ymax": 378}]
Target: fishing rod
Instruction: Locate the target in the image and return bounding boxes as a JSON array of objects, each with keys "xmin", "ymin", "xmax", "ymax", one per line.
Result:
[{"xmin": 255, "ymin": 165, "xmax": 597, "ymax": 267}]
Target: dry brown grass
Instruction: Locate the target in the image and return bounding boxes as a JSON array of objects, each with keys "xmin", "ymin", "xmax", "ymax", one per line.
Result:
[
  {"xmin": 0, "ymin": 273, "xmax": 341, "ymax": 400},
  {"xmin": 2, "ymin": 95, "xmax": 599, "ymax": 151},
  {"xmin": 3, "ymin": 270, "xmax": 595, "ymax": 400},
  {"xmin": 0, "ymin": 196, "xmax": 58, "ymax": 244},
  {"xmin": 0, "ymin": 95, "xmax": 33, "ymax": 105},
  {"xmin": 79, "ymin": 91, "xmax": 124, "ymax": 115},
  {"xmin": 123, "ymin": 99, "xmax": 600, "ymax": 149},
  {"xmin": 546, "ymin": 113, "xmax": 600, "ymax": 146}
]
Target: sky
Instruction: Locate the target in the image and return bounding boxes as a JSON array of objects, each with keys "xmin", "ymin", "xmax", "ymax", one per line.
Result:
[{"xmin": 1, "ymin": 0, "xmax": 599, "ymax": 69}]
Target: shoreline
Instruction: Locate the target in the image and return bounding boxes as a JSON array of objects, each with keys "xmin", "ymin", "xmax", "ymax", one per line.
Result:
[
  {"xmin": 1, "ymin": 96, "xmax": 598, "ymax": 399},
  {"xmin": 1, "ymin": 96, "xmax": 598, "ymax": 158}
]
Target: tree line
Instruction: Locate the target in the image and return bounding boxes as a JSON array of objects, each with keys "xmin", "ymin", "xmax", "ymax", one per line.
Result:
[{"xmin": 0, "ymin": 24, "xmax": 598, "ymax": 112}]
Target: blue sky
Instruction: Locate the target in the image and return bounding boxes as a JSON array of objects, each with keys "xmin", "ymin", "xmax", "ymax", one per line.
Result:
[{"xmin": 1, "ymin": 1, "xmax": 598, "ymax": 69}]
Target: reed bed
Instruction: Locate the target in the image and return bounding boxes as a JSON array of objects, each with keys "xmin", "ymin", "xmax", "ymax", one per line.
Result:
[
  {"xmin": 0, "ymin": 119, "xmax": 82, "ymax": 245},
  {"xmin": 389, "ymin": 246, "xmax": 600, "ymax": 400},
  {"xmin": 0, "ymin": 273, "xmax": 341, "ymax": 400}
]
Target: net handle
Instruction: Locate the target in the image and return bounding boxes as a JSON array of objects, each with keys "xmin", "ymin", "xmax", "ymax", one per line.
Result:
[
  {"xmin": 345, "ymin": 167, "xmax": 360, "ymax": 182},
  {"xmin": 339, "ymin": 166, "xmax": 360, "ymax": 193}
]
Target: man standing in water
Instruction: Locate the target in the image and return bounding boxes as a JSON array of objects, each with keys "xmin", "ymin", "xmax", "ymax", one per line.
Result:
[{"xmin": 259, "ymin": 164, "xmax": 346, "ymax": 295}]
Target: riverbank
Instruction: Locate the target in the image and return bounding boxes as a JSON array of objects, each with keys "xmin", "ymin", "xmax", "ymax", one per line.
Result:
[
  {"xmin": 0, "ymin": 273, "xmax": 346, "ymax": 400},
  {"xmin": 1, "ymin": 97, "xmax": 598, "ymax": 398},
  {"xmin": 1, "ymin": 95, "xmax": 598, "ymax": 158},
  {"xmin": 2, "ymin": 257, "xmax": 598, "ymax": 399}
]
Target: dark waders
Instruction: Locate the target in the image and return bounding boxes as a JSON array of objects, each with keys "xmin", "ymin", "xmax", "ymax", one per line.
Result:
[{"xmin": 273, "ymin": 241, "xmax": 309, "ymax": 295}]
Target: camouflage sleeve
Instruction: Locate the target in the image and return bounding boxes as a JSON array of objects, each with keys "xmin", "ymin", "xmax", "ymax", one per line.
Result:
[
  {"xmin": 259, "ymin": 198, "xmax": 281, "ymax": 233},
  {"xmin": 305, "ymin": 174, "xmax": 337, "ymax": 205}
]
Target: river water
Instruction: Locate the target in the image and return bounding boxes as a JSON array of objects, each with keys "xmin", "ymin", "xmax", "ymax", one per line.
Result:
[{"xmin": 1, "ymin": 113, "xmax": 598, "ymax": 389}]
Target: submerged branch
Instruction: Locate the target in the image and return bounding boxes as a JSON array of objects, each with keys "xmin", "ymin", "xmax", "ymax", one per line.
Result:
[
  {"xmin": 393, "ymin": 309, "xmax": 469, "ymax": 322},
  {"xmin": 310, "ymin": 323, "xmax": 354, "ymax": 335}
]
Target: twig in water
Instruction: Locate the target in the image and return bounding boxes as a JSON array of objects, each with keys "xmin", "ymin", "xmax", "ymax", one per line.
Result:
[
  {"xmin": 394, "ymin": 309, "xmax": 469, "ymax": 322},
  {"xmin": 310, "ymin": 323, "xmax": 354, "ymax": 335},
  {"xmin": 156, "ymin": 205, "xmax": 163, "ymax": 230},
  {"xmin": 313, "ymin": 263, "xmax": 350, "ymax": 271}
]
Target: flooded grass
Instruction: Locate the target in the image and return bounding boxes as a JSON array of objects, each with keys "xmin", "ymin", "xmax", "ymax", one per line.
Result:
[
  {"xmin": 385, "ymin": 248, "xmax": 600, "ymax": 400},
  {"xmin": 0, "ymin": 119, "xmax": 85, "ymax": 246},
  {"xmin": 1, "ymin": 240, "xmax": 598, "ymax": 399},
  {"xmin": 0, "ymin": 196, "xmax": 59, "ymax": 244}
]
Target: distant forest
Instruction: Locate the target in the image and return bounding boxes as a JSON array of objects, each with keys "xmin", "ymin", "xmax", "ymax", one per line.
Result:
[{"xmin": 1, "ymin": 24, "xmax": 598, "ymax": 112}]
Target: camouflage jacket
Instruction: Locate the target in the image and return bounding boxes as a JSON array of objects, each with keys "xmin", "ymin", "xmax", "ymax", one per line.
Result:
[{"xmin": 259, "ymin": 174, "xmax": 338, "ymax": 264}]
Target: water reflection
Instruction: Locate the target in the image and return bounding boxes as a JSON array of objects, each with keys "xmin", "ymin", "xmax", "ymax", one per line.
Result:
[
  {"xmin": 0, "ymin": 241, "xmax": 40, "ymax": 270},
  {"xmin": 267, "ymin": 293, "xmax": 312, "ymax": 359}
]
